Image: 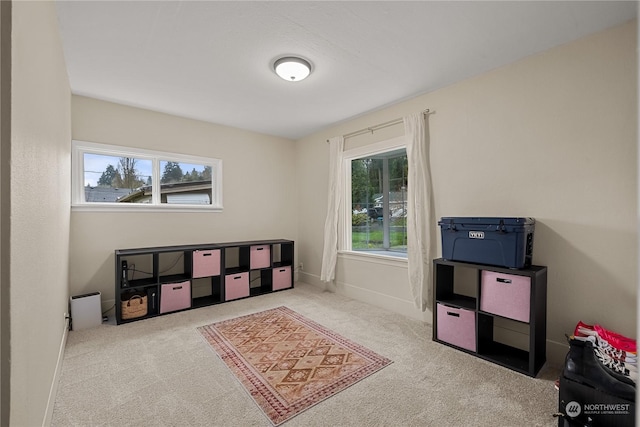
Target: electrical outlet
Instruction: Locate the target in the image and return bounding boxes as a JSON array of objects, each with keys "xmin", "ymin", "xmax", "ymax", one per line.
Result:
[{"xmin": 299, "ymin": 262, "xmax": 304, "ymax": 271}]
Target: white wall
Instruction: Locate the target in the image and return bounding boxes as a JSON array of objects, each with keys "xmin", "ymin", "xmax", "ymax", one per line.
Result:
[
  {"xmin": 0, "ymin": 3, "xmax": 9, "ymax": 425},
  {"xmin": 10, "ymin": 1, "xmax": 72, "ymax": 425},
  {"xmin": 296, "ymin": 20, "xmax": 638, "ymax": 366},
  {"xmin": 69, "ymin": 96, "xmax": 298, "ymax": 310}
]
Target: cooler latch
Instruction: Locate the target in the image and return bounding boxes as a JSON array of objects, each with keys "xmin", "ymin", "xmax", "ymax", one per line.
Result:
[
  {"xmin": 445, "ymin": 218, "xmax": 457, "ymax": 232},
  {"xmin": 497, "ymin": 219, "xmax": 506, "ymax": 234}
]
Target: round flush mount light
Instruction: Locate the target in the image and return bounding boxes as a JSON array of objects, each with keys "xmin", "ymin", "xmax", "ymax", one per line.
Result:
[{"xmin": 273, "ymin": 56, "xmax": 312, "ymax": 82}]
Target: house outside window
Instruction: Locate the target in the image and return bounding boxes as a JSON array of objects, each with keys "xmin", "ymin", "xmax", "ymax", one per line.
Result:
[{"xmin": 72, "ymin": 141, "xmax": 223, "ymax": 211}]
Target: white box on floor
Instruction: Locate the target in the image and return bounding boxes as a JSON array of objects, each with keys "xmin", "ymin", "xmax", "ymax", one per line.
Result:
[{"xmin": 70, "ymin": 292, "xmax": 102, "ymax": 331}]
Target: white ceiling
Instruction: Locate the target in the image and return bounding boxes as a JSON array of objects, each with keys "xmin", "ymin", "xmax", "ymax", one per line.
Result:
[{"xmin": 55, "ymin": 1, "xmax": 637, "ymax": 140}]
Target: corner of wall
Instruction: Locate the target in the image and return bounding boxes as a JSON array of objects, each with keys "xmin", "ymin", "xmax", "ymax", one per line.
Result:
[
  {"xmin": 297, "ymin": 271, "xmax": 327, "ymax": 291},
  {"xmin": 0, "ymin": 1, "xmax": 11, "ymax": 425}
]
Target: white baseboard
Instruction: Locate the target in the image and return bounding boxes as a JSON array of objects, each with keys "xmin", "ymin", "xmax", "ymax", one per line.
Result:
[
  {"xmin": 297, "ymin": 271, "xmax": 326, "ymax": 290},
  {"xmin": 298, "ymin": 271, "xmax": 430, "ymax": 322},
  {"xmin": 43, "ymin": 316, "xmax": 69, "ymax": 426},
  {"xmin": 334, "ymin": 279, "xmax": 432, "ymax": 322}
]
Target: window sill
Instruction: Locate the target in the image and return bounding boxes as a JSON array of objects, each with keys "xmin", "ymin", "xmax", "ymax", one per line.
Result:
[
  {"xmin": 338, "ymin": 250, "xmax": 408, "ymax": 267},
  {"xmin": 71, "ymin": 203, "xmax": 223, "ymax": 213}
]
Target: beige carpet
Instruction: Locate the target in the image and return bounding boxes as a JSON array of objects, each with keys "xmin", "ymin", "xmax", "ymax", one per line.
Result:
[{"xmin": 52, "ymin": 282, "xmax": 560, "ymax": 426}]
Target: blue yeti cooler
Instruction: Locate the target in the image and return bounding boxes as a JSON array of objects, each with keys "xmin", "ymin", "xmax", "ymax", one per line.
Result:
[{"xmin": 438, "ymin": 217, "xmax": 535, "ymax": 269}]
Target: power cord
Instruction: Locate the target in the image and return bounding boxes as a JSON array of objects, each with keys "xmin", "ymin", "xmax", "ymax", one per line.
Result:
[
  {"xmin": 123, "ymin": 253, "xmax": 185, "ymax": 281},
  {"xmin": 102, "ymin": 304, "xmax": 115, "ymax": 316},
  {"xmin": 102, "ymin": 304, "xmax": 115, "ymax": 323}
]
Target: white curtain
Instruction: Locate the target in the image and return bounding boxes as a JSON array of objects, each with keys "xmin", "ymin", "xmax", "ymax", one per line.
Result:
[
  {"xmin": 404, "ymin": 113, "xmax": 436, "ymax": 311},
  {"xmin": 320, "ymin": 136, "xmax": 345, "ymax": 282}
]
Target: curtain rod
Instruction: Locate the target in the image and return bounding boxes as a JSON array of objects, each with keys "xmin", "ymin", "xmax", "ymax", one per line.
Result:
[{"xmin": 326, "ymin": 108, "xmax": 430, "ymax": 143}]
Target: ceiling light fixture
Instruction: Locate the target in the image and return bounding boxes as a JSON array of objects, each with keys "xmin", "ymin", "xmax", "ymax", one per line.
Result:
[{"xmin": 273, "ymin": 56, "xmax": 312, "ymax": 82}]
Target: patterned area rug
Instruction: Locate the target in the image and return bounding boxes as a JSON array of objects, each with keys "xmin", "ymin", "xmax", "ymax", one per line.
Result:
[{"xmin": 197, "ymin": 306, "xmax": 392, "ymax": 425}]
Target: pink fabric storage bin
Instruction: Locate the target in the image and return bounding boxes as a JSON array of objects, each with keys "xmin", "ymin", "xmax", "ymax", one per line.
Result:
[
  {"xmin": 160, "ymin": 281, "xmax": 191, "ymax": 314},
  {"xmin": 250, "ymin": 245, "xmax": 270, "ymax": 269},
  {"xmin": 192, "ymin": 249, "xmax": 221, "ymax": 278},
  {"xmin": 480, "ymin": 271, "xmax": 531, "ymax": 322},
  {"xmin": 436, "ymin": 303, "xmax": 476, "ymax": 352},
  {"xmin": 225, "ymin": 272, "xmax": 249, "ymax": 301},
  {"xmin": 272, "ymin": 266, "xmax": 292, "ymax": 291}
]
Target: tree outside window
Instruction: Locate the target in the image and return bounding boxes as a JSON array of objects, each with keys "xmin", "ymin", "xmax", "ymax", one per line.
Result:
[
  {"xmin": 74, "ymin": 141, "xmax": 222, "ymax": 209},
  {"xmin": 351, "ymin": 148, "xmax": 408, "ymax": 253}
]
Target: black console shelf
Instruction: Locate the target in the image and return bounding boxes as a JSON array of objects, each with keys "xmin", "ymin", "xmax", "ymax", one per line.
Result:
[{"xmin": 115, "ymin": 239, "xmax": 294, "ymax": 324}]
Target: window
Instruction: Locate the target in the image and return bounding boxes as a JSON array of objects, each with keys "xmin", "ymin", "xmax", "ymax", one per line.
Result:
[
  {"xmin": 72, "ymin": 141, "xmax": 223, "ymax": 211},
  {"xmin": 342, "ymin": 136, "xmax": 408, "ymax": 257}
]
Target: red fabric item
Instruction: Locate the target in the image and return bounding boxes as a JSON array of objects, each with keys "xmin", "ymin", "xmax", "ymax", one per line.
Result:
[
  {"xmin": 594, "ymin": 324, "xmax": 637, "ymax": 354},
  {"xmin": 574, "ymin": 321, "xmax": 636, "ymax": 354}
]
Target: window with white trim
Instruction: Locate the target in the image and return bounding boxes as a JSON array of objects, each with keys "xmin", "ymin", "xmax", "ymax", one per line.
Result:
[
  {"xmin": 342, "ymin": 136, "xmax": 408, "ymax": 258},
  {"xmin": 72, "ymin": 141, "xmax": 223, "ymax": 211}
]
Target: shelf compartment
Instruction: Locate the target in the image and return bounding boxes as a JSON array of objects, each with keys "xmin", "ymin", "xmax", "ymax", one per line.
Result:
[
  {"xmin": 434, "ymin": 261, "xmax": 478, "ymax": 308},
  {"xmin": 477, "ymin": 304, "xmax": 534, "ymax": 375},
  {"xmin": 192, "ymin": 249, "xmax": 221, "ymax": 278},
  {"xmin": 158, "ymin": 251, "xmax": 190, "ymax": 280},
  {"xmin": 477, "ymin": 341, "xmax": 530, "ymax": 375},
  {"xmin": 159, "ymin": 281, "xmax": 191, "ymax": 314},
  {"xmin": 119, "ymin": 253, "xmax": 155, "ymax": 289},
  {"xmin": 436, "ymin": 303, "xmax": 476, "ymax": 352},
  {"xmin": 225, "ymin": 272, "xmax": 250, "ymax": 301},
  {"xmin": 272, "ymin": 266, "xmax": 292, "ymax": 291},
  {"xmin": 191, "ymin": 276, "xmax": 222, "ymax": 306},
  {"xmin": 249, "ymin": 270, "xmax": 271, "ymax": 295},
  {"xmin": 250, "ymin": 245, "xmax": 271, "ymax": 269},
  {"xmin": 272, "ymin": 242, "xmax": 294, "ymax": 268},
  {"xmin": 225, "ymin": 246, "xmax": 250, "ymax": 273},
  {"xmin": 480, "ymin": 270, "xmax": 531, "ymax": 322},
  {"xmin": 117, "ymin": 286, "xmax": 159, "ymax": 321},
  {"xmin": 191, "ymin": 276, "xmax": 223, "ymax": 308},
  {"xmin": 120, "ymin": 289, "xmax": 151, "ymax": 321}
]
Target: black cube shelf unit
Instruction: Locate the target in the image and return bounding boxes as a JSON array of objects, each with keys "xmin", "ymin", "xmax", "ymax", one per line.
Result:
[
  {"xmin": 115, "ymin": 239, "xmax": 294, "ymax": 325},
  {"xmin": 432, "ymin": 258, "xmax": 547, "ymax": 377}
]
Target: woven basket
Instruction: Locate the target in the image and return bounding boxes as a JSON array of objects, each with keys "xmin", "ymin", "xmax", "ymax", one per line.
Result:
[{"xmin": 121, "ymin": 294, "xmax": 148, "ymax": 320}]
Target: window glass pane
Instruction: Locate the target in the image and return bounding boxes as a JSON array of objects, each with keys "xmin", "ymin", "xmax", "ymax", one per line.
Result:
[
  {"xmin": 159, "ymin": 160, "xmax": 212, "ymax": 205},
  {"xmin": 83, "ymin": 153, "xmax": 152, "ymax": 203},
  {"xmin": 351, "ymin": 157, "xmax": 382, "ymax": 250},
  {"xmin": 351, "ymin": 149, "xmax": 407, "ymax": 253},
  {"xmin": 74, "ymin": 141, "xmax": 223, "ymax": 209},
  {"xmin": 388, "ymin": 153, "xmax": 408, "ymax": 251}
]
